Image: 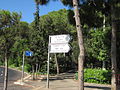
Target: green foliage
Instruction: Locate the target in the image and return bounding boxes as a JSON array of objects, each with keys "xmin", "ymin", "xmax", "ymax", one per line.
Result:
[
  {"xmin": 9, "ymin": 64, "xmax": 16, "ymax": 68},
  {"xmin": 0, "ymin": 4, "xmax": 119, "ymax": 76},
  {"xmin": 40, "ymin": 9, "xmax": 75, "ymax": 35},
  {"xmin": 24, "ymin": 64, "xmax": 31, "ymax": 72},
  {"xmin": 84, "ymin": 28, "xmax": 111, "ymax": 61},
  {"xmin": 0, "ymin": 10, "xmax": 22, "ymax": 66},
  {"xmin": 0, "ymin": 61, "xmax": 3, "ymax": 66},
  {"xmin": 29, "ymin": 9, "xmax": 76, "ymax": 73},
  {"xmin": 75, "ymin": 68, "xmax": 111, "ymax": 84},
  {"xmin": 34, "ymin": 0, "xmax": 50, "ymax": 5}
]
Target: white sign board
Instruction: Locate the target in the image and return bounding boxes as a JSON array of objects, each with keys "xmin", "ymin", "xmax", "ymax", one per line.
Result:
[
  {"xmin": 50, "ymin": 34, "xmax": 71, "ymax": 44},
  {"xmin": 47, "ymin": 34, "xmax": 71, "ymax": 88},
  {"xmin": 49, "ymin": 44, "xmax": 70, "ymax": 53}
]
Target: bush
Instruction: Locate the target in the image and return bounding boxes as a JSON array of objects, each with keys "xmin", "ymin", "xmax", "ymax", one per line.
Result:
[
  {"xmin": 75, "ymin": 68, "xmax": 111, "ymax": 84},
  {"xmin": 24, "ymin": 64, "xmax": 31, "ymax": 72},
  {"xmin": 0, "ymin": 61, "xmax": 3, "ymax": 66},
  {"xmin": 9, "ymin": 64, "xmax": 16, "ymax": 68}
]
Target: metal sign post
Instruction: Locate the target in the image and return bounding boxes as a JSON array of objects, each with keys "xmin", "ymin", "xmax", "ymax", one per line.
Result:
[
  {"xmin": 21, "ymin": 51, "xmax": 33, "ymax": 82},
  {"xmin": 47, "ymin": 36, "xmax": 50, "ymax": 88},
  {"xmin": 22, "ymin": 51, "xmax": 25, "ymax": 82},
  {"xmin": 47, "ymin": 47, "xmax": 50, "ymax": 88},
  {"xmin": 47, "ymin": 34, "xmax": 71, "ymax": 88}
]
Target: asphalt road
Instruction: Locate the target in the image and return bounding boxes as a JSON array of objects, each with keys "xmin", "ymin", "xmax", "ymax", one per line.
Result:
[
  {"xmin": 0, "ymin": 67, "xmax": 22, "ymax": 83},
  {"xmin": 0, "ymin": 67, "xmax": 32, "ymax": 90}
]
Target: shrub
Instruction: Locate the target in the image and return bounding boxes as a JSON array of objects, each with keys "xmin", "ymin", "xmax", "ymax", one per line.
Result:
[
  {"xmin": 24, "ymin": 64, "xmax": 31, "ymax": 72},
  {"xmin": 0, "ymin": 61, "xmax": 3, "ymax": 66},
  {"xmin": 75, "ymin": 68, "xmax": 111, "ymax": 84}
]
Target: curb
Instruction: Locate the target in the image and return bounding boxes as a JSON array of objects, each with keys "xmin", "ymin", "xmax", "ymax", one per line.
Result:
[
  {"xmin": 14, "ymin": 75, "xmax": 31, "ymax": 85},
  {"xmin": 32, "ymin": 86, "xmax": 49, "ymax": 90}
]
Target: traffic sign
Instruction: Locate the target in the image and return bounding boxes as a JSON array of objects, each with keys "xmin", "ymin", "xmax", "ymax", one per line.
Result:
[
  {"xmin": 49, "ymin": 44, "xmax": 70, "ymax": 53},
  {"xmin": 25, "ymin": 51, "xmax": 33, "ymax": 56},
  {"xmin": 47, "ymin": 34, "xmax": 71, "ymax": 88},
  {"xmin": 50, "ymin": 34, "xmax": 71, "ymax": 44}
]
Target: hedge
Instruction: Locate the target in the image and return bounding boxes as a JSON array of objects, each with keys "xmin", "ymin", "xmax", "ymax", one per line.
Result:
[{"xmin": 75, "ymin": 68, "xmax": 111, "ymax": 84}]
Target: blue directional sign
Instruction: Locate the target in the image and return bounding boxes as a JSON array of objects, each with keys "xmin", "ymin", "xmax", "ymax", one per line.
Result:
[{"xmin": 25, "ymin": 51, "xmax": 33, "ymax": 56}]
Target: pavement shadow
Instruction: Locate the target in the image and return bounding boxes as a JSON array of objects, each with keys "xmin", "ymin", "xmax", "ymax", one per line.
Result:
[
  {"xmin": 85, "ymin": 85, "xmax": 111, "ymax": 90},
  {"xmin": 40, "ymin": 72, "xmax": 75, "ymax": 82},
  {"xmin": 41, "ymin": 76, "xmax": 64, "ymax": 81}
]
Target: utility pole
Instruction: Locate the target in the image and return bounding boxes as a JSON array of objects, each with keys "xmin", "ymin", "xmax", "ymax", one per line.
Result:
[{"xmin": 22, "ymin": 51, "xmax": 25, "ymax": 82}]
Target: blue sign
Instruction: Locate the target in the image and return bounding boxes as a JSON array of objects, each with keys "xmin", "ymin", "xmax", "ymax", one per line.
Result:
[{"xmin": 25, "ymin": 51, "xmax": 33, "ymax": 56}]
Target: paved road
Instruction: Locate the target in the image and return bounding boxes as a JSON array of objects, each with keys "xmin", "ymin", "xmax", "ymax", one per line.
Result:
[
  {"xmin": 0, "ymin": 67, "xmax": 33, "ymax": 90},
  {"xmin": 0, "ymin": 67, "xmax": 22, "ymax": 83}
]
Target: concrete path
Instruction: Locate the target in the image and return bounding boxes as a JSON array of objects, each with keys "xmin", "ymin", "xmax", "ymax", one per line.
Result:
[
  {"xmin": 30, "ymin": 79, "xmax": 111, "ymax": 90},
  {"xmin": 22, "ymin": 73, "xmax": 111, "ymax": 90}
]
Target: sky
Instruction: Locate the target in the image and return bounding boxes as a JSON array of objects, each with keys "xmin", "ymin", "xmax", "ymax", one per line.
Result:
[{"xmin": 0, "ymin": 0, "xmax": 69, "ymax": 23}]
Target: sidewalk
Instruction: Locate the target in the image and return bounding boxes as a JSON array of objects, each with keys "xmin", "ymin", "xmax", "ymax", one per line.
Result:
[{"xmin": 22, "ymin": 74, "xmax": 111, "ymax": 90}]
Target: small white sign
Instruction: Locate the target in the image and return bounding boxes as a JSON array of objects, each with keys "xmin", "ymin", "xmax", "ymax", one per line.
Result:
[
  {"xmin": 50, "ymin": 34, "xmax": 71, "ymax": 44},
  {"xmin": 49, "ymin": 44, "xmax": 70, "ymax": 53}
]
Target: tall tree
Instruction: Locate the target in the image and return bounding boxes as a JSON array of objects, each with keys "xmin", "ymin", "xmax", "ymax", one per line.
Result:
[
  {"xmin": 34, "ymin": 0, "xmax": 50, "ymax": 30},
  {"xmin": 32, "ymin": 0, "xmax": 59, "ymax": 78},
  {"xmin": 0, "ymin": 10, "xmax": 21, "ymax": 90},
  {"xmin": 110, "ymin": 0, "xmax": 119, "ymax": 89},
  {"xmin": 60, "ymin": 0, "xmax": 85, "ymax": 89},
  {"xmin": 11, "ymin": 21, "xmax": 30, "ymax": 67},
  {"xmin": 31, "ymin": 0, "xmax": 50, "ymax": 79},
  {"xmin": 72, "ymin": 0, "xmax": 85, "ymax": 90}
]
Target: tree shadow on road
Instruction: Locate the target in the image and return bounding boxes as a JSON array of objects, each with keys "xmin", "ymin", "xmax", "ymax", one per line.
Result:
[{"xmin": 84, "ymin": 85, "xmax": 111, "ymax": 90}]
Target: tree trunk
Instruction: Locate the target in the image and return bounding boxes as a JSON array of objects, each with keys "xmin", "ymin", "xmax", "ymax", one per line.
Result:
[
  {"xmin": 111, "ymin": 2, "xmax": 117, "ymax": 90},
  {"xmin": 38, "ymin": 64, "xmax": 40, "ymax": 72},
  {"xmin": 3, "ymin": 50, "xmax": 8, "ymax": 90},
  {"xmin": 54, "ymin": 54, "xmax": 59, "ymax": 75},
  {"xmin": 102, "ymin": 61, "xmax": 106, "ymax": 70},
  {"xmin": 102, "ymin": 2, "xmax": 106, "ymax": 70},
  {"xmin": 72, "ymin": 0, "xmax": 85, "ymax": 90},
  {"xmin": 72, "ymin": 53, "xmax": 76, "ymax": 69},
  {"xmin": 32, "ymin": 65, "xmax": 35, "ymax": 80},
  {"xmin": 102, "ymin": 15, "xmax": 106, "ymax": 70},
  {"xmin": 35, "ymin": 63, "xmax": 38, "ymax": 79}
]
